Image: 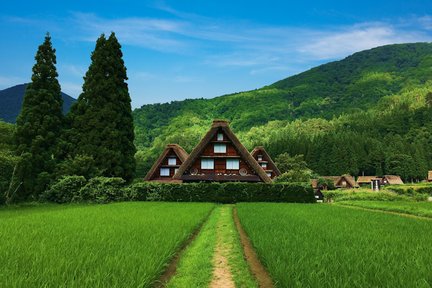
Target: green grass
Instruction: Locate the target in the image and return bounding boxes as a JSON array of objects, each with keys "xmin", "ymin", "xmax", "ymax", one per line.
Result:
[
  {"xmin": 237, "ymin": 203, "xmax": 432, "ymax": 287},
  {"xmin": 220, "ymin": 205, "xmax": 257, "ymax": 288},
  {"xmin": 322, "ymin": 189, "xmax": 417, "ymax": 202},
  {"xmin": 167, "ymin": 206, "xmax": 219, "ymax": 288},
  {"xmin": 0, "ymin": 202, "xmax": 214, "ymax": 287},
  {"xmin": 168, "ymin": 205, "xmax": 256, "ymax": 288},
  {"xmin": 339, "ymin": 200, "xmax": 432, "ymax": 218}
]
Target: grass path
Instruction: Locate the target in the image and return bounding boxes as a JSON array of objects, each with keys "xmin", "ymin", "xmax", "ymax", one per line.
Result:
[{"xmin": 167, "ymin": 205, "xmax": 257, "ymax": 288}]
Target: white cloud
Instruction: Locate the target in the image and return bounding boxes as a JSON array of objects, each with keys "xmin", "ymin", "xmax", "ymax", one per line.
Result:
[{"xmin": 298, "ymin": 23, "xmax": 432, "ymax": 60}]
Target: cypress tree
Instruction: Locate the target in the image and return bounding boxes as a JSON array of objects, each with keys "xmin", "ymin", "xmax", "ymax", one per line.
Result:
[
  {"xmin": 14, "ymin": 33, "xmax": 63, "ymax": 199},
  {"xmin": 68, "ymin": 33, "xmax": 136, "ymax": 181}
]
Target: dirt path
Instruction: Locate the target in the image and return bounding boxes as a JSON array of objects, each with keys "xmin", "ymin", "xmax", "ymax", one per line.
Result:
[
  {"xmin": 233, "ymin": 208, "xmax": 274, "ymax": 288},
  {"xmin": 210, "ymin": 207, "xmax": 236, "ymax": 288},
  {"xmin": 337, "ymin": 204, "xmax": 432, "ymax": 221}
]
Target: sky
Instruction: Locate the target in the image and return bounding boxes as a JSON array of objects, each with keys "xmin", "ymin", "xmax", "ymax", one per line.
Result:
[{"xmin": 1, "ymin": 1, "xmax": 432, "ymax": 108}]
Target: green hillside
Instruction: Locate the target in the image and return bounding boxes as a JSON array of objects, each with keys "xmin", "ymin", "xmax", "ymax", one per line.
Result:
[{"xmin": 133, "ymin": 43, "xmax": 432, "ymax": 178}]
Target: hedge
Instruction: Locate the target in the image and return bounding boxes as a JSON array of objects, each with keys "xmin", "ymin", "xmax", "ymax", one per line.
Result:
[
  {"xmin": 43, "ymin": 177, "xmax": 315, "ymax": 204},
  {"xmin": 125, "ymin": 182, "xmax": 315, "ymax": 203},
  {"xmin": 385, "ymin": 184, "xmax": 432, "ymax": 197}
]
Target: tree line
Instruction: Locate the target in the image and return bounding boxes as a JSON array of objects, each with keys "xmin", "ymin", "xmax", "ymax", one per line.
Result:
[{"xmin": 4, "ymin": 33, "xmax": 135, "ymax": 203}]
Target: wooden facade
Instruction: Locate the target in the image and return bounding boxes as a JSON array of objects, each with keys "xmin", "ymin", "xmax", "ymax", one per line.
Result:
[
  {"xmin": 144, "ymin": 144, "xmax": 189, "ymax": 182},
  {"xmin": 250, "ymin": 146, "xmax": 281, "ymax": 179},
  {"xmin": 173, "ymin": 120, "xmax": 272, "ymax": 183}
]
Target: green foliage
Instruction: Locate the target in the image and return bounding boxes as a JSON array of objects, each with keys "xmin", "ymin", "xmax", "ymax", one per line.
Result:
[
  {"xmin": 14, "ymin": 33, "xmax": 63, "ymax": 199},
  {"xmin": 55, "ymin": 154, "xmax": 101, "ymax": 179},
  {"xmin": 322, "ymin": 189, "xmax": 420, "ymax": 202},
  {"xmin": 274, "ymin": 153, "xmax": 312, "ymax": 183},
  {"xmin": 0, "ymin": 121, "xmax": 19, "ymax": 198},
  {"xmin": 123, "ymin": 182, "xmax": 315, "ymax": 203},
  {"xmin": 41, "ymin": 176, "xmax": 87, "ymax": 203},
  {"xmin": 317, "ymin": 177, "xmax": 336, "ymax": 190},
  {"xmin": 77, "ymin": 177, "xmax": 126, "ymax": 203},
  {"xmin": 133, "ymin": 43, "xmax": 432, "ymax": 178},
  {"xmin": 66, "ymin": 33, "xmax": 136, "ymax": 181},
  {"xmin": 43, "ymin": 181, "xmax": 315, "ymax": 204}
]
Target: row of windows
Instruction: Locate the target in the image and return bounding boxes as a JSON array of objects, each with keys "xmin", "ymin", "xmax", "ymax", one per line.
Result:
[
  {"xmin": 160, "ymin": 167, "xmax": 179, "ymax": 176},
  {"xmin": 201, "ymin": 159, "xmax": 239, "ymax": 170}
]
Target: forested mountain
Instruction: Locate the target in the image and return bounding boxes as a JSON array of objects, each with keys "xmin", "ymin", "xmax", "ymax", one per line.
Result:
[
  {"xmin": 134, "ymin": 43, "xmax": 432, "ymax": 180},
  {"xmin": 0, "ymin": 84, "xmax": 75, "ymax": 123}
]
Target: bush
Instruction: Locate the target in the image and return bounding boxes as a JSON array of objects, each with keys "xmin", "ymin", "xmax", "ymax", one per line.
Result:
[
  {"xmin": 41, "ymin": 176, "xmax": 87, "ymax": 203},
  {"xmin": 385, "ymin": 184, "xmax": 432, "ymax": 196},
  {"xmin": 41, "ymin": 179, "xmax": 315, "ymax": 204},
  {"xmin": 123, "ymin": 182, "xmax": 315, "ymax": 203},
  {"xmin": 322, "ymin": 189, "xmax": 421, "ymax": 202},
  {"xmin": 77, "ymin": 177, "xmax": 126, "ymax": 203}
]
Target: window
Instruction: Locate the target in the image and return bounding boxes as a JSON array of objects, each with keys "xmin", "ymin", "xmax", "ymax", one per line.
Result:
[
  {"xmin": 217, "ymin": 133, "xmax": 224, "ymax": 141},
  {"xmin": 168, "ymin": 157, "xmax": 177, "ymax": 165},
  {"xmin": 201, "ymin": 159, "xmax": 214, "ymax": 170},
  {"xmin": 160, "ymin": 168, "xmax": 170, "ymax": 176},
  {"xmin": 266, "ymin": 172, "xmax": 272, "ymax": 177},
  {"xmin": 260, "ymin": 163, "xmax": 267, "ymax": 169},
  {"xmin": 257, "ymin": 155, "xmax": 263, "ymax": 161},
  {"xmin": 226, "ymin": 159, "xmax": 239, "ymax": 170},
  {"xmin": 214, "ymin": 143, "xmax": 226, "ymax": 153}
]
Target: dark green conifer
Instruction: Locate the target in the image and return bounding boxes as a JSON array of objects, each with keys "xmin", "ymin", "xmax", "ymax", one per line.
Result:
[
  {"xmin": 14, "ymin": 33, "xmax": 63, "ymax": 199},
  {"xmin": 68, "ymin": 33, "xmax": 136, "ymax": 181}
]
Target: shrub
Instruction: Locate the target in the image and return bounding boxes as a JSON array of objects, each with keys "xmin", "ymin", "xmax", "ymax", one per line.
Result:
[
  {"xmin": 322, "ymin": 189, "xmax": 419, "ymax": 202},
  {"xmin": 385, "ymin": 184, "xmax": 432, "ymax": 196},
  {"xmin": 124, "ymin": 182, "xmax": 315, "ymax": 203},
  {"xmin": 41, "ymin": 176, "xmax": 87, "ymax": 203},
  {"xmin": 77, "ymin": 177, "xmax": 126, "ymax": 203}
]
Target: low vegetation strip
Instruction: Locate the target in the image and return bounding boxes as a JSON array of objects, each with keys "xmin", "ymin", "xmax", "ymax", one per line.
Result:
[
  {"xmin": 167, "ymin": 207, "xmax": 219, "ymax": 288},
  {"xmin": 338, "ymin": 201, "xmax": 432, "ymax": 219},
  {"xmin": 167, "ymin": 205, "xmax": 256, "ymax": 288},
  {"xmin": 0, "ymin": 202, "xmax": 214, "ymax": 287},
  {"xmin": 233, "ymin": 208, "xmax": 273, "ymax": 288},
  {"xmin": 237, "ymin": 203, "xmax": 432, "ymax": 287}
]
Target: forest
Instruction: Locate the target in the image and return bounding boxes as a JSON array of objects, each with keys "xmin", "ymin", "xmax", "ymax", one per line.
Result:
[{"xmin": 133, "ymin": 43, "xmax": 432, "ymax": 181}]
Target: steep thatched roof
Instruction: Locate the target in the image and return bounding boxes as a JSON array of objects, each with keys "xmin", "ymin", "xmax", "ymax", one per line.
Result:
[
  {"xmin": 357, "ymin": 176, "xmax": 377, "ymax": 184},
  {"xmin": 382, "ymin": 175, "xmax": 404, "ymax": 185},
  {"xmin": 250, "ymin": 146, "xmax": 281, "ymax": 177},
  {"xmin": 144, "ymin": 144, "xmax": 189, "ymax": 181},
  {"xmin": 173, "ymin": 120, "xmax": 272, "ymax": 183}
]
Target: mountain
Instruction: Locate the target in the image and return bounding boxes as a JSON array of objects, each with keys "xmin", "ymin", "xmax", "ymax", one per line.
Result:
[
  {"xmin": 133, "ymin": 43, "xmax": 432, "ymax": 177},
  {"xmin": 0, "ymin": 84, "xmax": 76, "ymax": 123}
]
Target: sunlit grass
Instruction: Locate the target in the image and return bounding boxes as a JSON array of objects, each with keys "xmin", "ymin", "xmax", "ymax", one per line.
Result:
[
  {"xmin": 0, "ymin": 202, "xmax": 214, "ymax": 287},
  {"xmin": 237, "ymin": 203, "xmax": 432, "ymax": 287}
]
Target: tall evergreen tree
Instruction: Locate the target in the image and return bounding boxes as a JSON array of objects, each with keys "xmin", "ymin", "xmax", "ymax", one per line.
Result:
[
  {"xmin": 14, "ymin": 33, "xmax": 63, "ymax": 199},
  {"xmin": 68, "ymin": 33, "xmax": 136, "ymax": 181}
]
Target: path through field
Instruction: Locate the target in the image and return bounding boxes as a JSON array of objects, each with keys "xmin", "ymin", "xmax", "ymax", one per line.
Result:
[{"xmin": 166, "ymin": 205, "xmax": 263, "ymax": 288}]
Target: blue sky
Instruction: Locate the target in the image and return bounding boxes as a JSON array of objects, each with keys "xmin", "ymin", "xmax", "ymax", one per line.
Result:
[{"xmin": 1, "ymin": 0, "xmax": 432, "ymax": 108}]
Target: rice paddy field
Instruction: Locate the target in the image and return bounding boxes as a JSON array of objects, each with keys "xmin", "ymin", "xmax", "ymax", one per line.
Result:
[
  {"xmin": 2, "ymin": 201, "xmax": 432, "ymax": 287},
  {"xmin": 0, "ymin": 202, "xmax": 214, "ymax": 287},
  {"xmin": 339, "ymin": 200, "xmax": 432, "ymax": 218},
  {"xmin": 237, "ymin": 203, "xmax": 432, "ymax": 288}
]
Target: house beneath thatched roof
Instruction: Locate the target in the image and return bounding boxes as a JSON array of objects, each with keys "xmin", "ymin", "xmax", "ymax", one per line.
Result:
[
  {"xmin": 250, "ymin": 146, "xmax": 281, "ymax": 179},
  {"xmin": 428, "ymin": 171, "xmax": 432, "ymax": 182},
  {"xmin": 357, "ymin": 176, "xmax": 378, "ymax": 186},
  {"xmin": 172, "ymin": 120, "xmax": 272, "ymax": 183},
  {"xmin": 144, "ymin": 144, "xmax": 189, "ymax": 182},
  {"xmin": 381, "ymin": 175, "xmax": 404, "ymax": 185}
]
